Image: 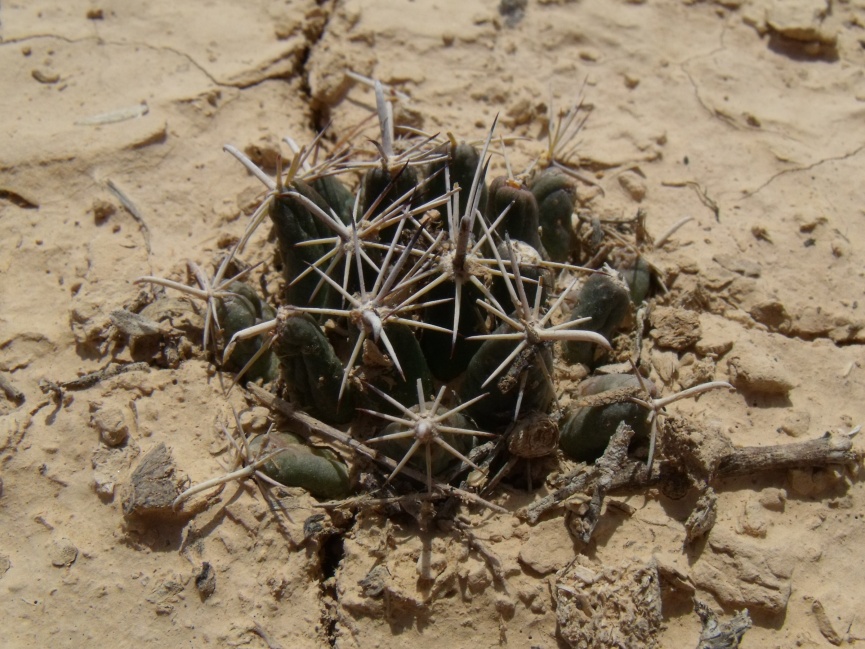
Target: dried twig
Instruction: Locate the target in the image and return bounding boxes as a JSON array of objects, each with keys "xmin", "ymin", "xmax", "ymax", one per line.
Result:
[
  {"xmin": 48, "ymin": 362, "xmax": 151, "ymax": 392},
  {"xmin": 572, "ymin": 421, "xmax": 634, "ymax": 543},
  {"xmin": 521, "ymin": 430, "xmax": 860, "ymax": 524},
  {"xmin": 694, "ymin": 600, "xmax": 751, "ymax": 649},
  {"xmin": 106, "ymin": 179, "xmax": 152, "ymax": 257}
]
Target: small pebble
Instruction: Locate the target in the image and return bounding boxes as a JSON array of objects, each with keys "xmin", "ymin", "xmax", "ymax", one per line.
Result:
[
  {"xmin": 195, "ymin": 562, "xmax": 216, "ymax": 599},
  {"xmin": 758, "ymin": 487, "xmax": 787, "ymax": 512},
  {"xmin": 92, "ymin": 199, "xmax": 116, "ymax": 225},
  {"xmin": 518, "ymin": 519, "xmax": 575, "ymax": 575}
]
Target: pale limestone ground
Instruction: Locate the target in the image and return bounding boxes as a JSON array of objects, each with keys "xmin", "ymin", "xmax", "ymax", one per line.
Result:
[{"xmin": 2, "ymin": 1, "xmax": 865, "ymax": 647}]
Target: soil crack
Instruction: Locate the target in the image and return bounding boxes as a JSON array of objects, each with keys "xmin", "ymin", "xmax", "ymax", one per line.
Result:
[{"xmin": 741, "ymin": 143, "xmax": 865, "ymax": 198}]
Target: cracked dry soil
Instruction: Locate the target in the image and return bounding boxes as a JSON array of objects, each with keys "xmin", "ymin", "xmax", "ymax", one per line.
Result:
[{"xmin": 2, "ymin": 1, "xmax": 865, "ymax": 647}]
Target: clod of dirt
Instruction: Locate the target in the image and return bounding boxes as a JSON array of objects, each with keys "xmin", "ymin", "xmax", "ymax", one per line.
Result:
[
  {"xmin": 726, "ymin": 347, "xmax": 794, "ymax": 395},
  {"xmin": 556, "ymin": 558, "xmax": 662, "ymax": 649},
  {"xmin": 122, "ymin": 443, "xmax": 183, "ymax": 519},
  {"xmin": 89, "ymin": 402, "xmax": 129, "ymax": 447},
  {"xmin": 738, "ymin": 500, "xmax": 769, "ymax": 538},
  {"xmin": 50, "ymin": 538, "xmax": 78, "ymax": 567},
  {"xmin": 694, "ymin": 314, "xmax": 735, "ymax": 358},
  {"xmin": 195, "ymin": 561, "xmax": 216, "ymax": 600},
  {"xmin": 691, "ymin": 529, "xmax": 792, "ymax": 615},
  {"xmin": 749, "ymin": 299, "xmax": 791, "ymax": 332},
  {"xmin": 788, "ymin": 466, "xmax": 844, "ymax": 498},
  {"xmin": 518, "ymin": 518, "xmax": 575, "ymax": 575},
  {"xmin": 757, "ymin": 488, "xmax": 786, "ymax": 512},
  {"xmin": 650, "ymin": 307, "xmax": 702, "ymax": 350},
  {"xmin": 679, "ymin": 355, "xmax": 717, "ymax": 389},
  {"xmin": 766, "ymin": 0, "xmax": 836, "ymax": 44},
  {"xmin": 618, "ymin": 170, "xmax": 647, "ymax": 202},
  {"xmin": 146, "ymin": 574, "xmax": 186, "ymax": 615},
  {"xmin": 92, "ymin": 439, "xmax": 139, "ymax": 500}
]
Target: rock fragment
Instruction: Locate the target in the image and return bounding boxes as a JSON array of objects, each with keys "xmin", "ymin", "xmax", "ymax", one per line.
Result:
[
  {"xmin": 748, "ymin": 299, "xmax": 790, "ymax": 332},
  {"xmin": 90, "ymin": 402, "xmax": 129, "ymax": 447},
  {"xmin": 650, "ymin": 307, "xmax": 701, "ymax": 350},
  {"xmin": 726, "ymin": 347, "xmax": 793, "ymax": 395},
  {"xmin": 122, "ymin": 443, "xmax": 182, "ymax": 519},
  {"xmin": 518, "ymin": 519, "xmax": 575, "ymax": 575},
  {"xmin": 692, "ymin": 529, "xmax": 792, "ymax": 615},
  {"xmin": 766, "ymin": 0, "xmax": 836, "ymax": 44}
]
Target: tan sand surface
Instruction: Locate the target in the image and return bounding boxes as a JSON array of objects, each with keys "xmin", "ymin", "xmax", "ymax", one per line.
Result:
[{"xmin": 2, "ymin": 1, "xmax": 864, "ymax": 647}]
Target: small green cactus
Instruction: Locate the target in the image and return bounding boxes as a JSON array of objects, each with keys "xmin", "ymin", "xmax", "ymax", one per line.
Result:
[
  {"xmin": 141, "ymin": 81, "xmax": 732, "ymax": 500},
  {"xmin": 248, "ymin": 430, "xmax": 351, "ymax": 500},
  {"xmin": 559, "ymin": 374, "xmax": 655, "ymax": 463}
]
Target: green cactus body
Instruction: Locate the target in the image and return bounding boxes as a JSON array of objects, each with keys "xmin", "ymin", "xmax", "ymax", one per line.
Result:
[
  {"xmin": 361, "ymin": 165, "xmax": 420, "ymax": 243},
  {"xmin": 460, "ymin": 323, "xmax": 555, "ymax": 429},
  {"xmin": 419, "ymin": 278, "xmax": 488, "ymax": 381},
  {"xmin": 617, "ymin": 255, "xmax": 652, "ymax": 305},
  {"xmin": 269, "ymin": 181, "xmax": 337, "ymax": 309},
  {"xmin": 426, "ymin": 142, "xmax": 488, "ymax": 218},
  {"xmin": 216, "ymin": 282, "xmax": 278, "ymax": 382},
  {"xmin": 312, "ymin": 175, "xmax": 355, "ymax": 226},
  {"xmin": 249, "ymin": 431, "xmax": 351, "ymax": 500},
  {"xmin": 531, "ymin": 170, "xmax": 578, "ymax": 263},
  {"xmin": 559, "ymin": 374, "xmax": 654, "ymax": 463},
  {"xmin": 489, "ymin": 241, "xmax": 551, "ymax": 316},
  {"xmin": 487, "ymin": 177, "xmax": 546, "ymax": 257},
  {"xmin": 562, "ymin": 273, "xmax": 631, "ymax": 366},
  {"xmin": 366, "ymin": 322, "xmax": 434, "ymax": 411},
  {"xmin": 377, "ymin": 405, "xmax": 477, "ymax": 477},
  {"xmin": 272, "ymin": 310, "xmax": 356, "ymax": 425}
]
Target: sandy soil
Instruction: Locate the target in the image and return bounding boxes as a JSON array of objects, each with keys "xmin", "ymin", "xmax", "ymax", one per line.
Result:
[{"xmin": 2, "ymin": 0, "xmax": 865, "ymax": 647}]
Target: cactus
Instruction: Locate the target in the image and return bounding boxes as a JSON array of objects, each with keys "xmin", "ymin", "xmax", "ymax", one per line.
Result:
[
  {"xmin": 248, "ymin": 430, "xmax": 351, "ymax": 500},
  {"xmin": 142, "ymin": 81, "xmax": 733, "ymax": 500}
]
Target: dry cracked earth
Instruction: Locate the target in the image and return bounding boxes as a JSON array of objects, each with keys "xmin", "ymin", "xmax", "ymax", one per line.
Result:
[{"xmin": 2, "ymin": 1, "xmax": 865, "ymax": 647}]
